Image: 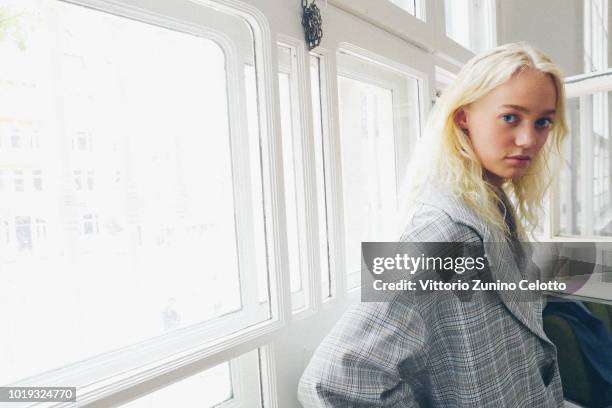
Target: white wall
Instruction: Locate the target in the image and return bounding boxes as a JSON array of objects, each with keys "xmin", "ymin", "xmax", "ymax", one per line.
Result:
[{"xmin": 496, "ymin": 0, "xmax": 584, "ymax": 77}]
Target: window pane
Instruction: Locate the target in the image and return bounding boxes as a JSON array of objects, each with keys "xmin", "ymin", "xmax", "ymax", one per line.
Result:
[
  {"xmin": 558, "ymin": 93, "xmax": 612, "ymax": 237},
  {"xmin": 119, "ymin": 349, "xmax": 261, "ymax": 408},
  {"xmin": 0, "ymin": 0, "xmax": 269, "ymax": 385},
  {"xmin": 388, "ymin": 0, "xmax": 422, "ymax": 20},
  {"xmin": 121, "ymin": 362, "xmax": 232, "ymax": 408},
  {"xmin": 584, "ymin": 0, "xmax": 608, "ymax": 72},
  {"xmin": 310, "ymin": 54, "xmax": 332, "ymax": 299},
  {"xmin": 337, "ymin": 51, "xmax": 421, "ymax": 289},
  {"xmin": 445, "ymin": 0, "xmax": 470, "ymax": 49},
  {"xmin": 120, "ymin": 350, "xmax": 266, "ymax": 408},
  {"xmin": 445, "ymin": 0, "xmax": 495, "ymax": 53}
]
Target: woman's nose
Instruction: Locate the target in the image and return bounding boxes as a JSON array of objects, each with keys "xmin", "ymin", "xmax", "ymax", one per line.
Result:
[{"xmin": 515, "ymin": 125, "xmax": 538, "ymax": 148}]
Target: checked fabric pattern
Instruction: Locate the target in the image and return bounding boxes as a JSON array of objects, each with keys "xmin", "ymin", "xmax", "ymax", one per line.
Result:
[{"xmin": 298, "ymin": 187, "xmax": 564, "ymax": 407}]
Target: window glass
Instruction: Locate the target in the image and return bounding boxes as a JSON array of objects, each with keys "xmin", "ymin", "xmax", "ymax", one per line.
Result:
[
  {"xmin": 122, "ymin": 362, "xmax": 232, "ymax": 407},
  {"xmin": 388, "ymin": 0, "xmax": 423, "ymax": 20},
  {"xmin": 337, "ymin": 51, "xmax": 421, "ymax": 289},
  {"xmin": 445, "ymin": 0, "xmax": 495, "ymax": 53},
  {"xmin": 585, "ymin": 0, "xmax": 608, "ymax": 72},
  {"xmin": 119, "ymin": 349, "xmax": 261, "ymax": 408},
  {"xmin": 558, "ymin": 93, "xmax": 612, "ymax": 237},
  {"xmin": 0, "ymin": 0, "xmax": 269, "ymax": 385}
]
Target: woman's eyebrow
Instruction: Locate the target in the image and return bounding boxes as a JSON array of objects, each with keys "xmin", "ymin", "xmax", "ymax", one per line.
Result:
[{"xmin": 499, "ymin": 104, "xmax": 556, "ymax": 115}]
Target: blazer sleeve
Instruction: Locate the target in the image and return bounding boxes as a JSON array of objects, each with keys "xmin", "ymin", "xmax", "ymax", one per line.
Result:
[
  {"xmin": 297, "ymin": 301, "xmax": 429, "ymax": 407},
  {"xmin": 298, "ymin": 205, "xmax": 482, "ymax": 407}
]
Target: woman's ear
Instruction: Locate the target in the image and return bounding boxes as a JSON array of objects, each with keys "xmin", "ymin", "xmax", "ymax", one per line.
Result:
[{"xmin": 454, "ymin": 107, "xmax": 469, "ymax": 134}]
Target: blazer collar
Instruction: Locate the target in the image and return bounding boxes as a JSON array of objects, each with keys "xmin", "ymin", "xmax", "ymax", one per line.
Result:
[{"xmin": 415, "ymin": 185, "xmax": 551, "ymax": 347}]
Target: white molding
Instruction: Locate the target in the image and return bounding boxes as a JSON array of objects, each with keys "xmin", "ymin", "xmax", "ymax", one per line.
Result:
[
  {"xmin": 320, "ymin": 49, "xmax": 347, "ymax": 298},
  {"xmin": 547, "ymin": 236, "xmax": 612, "ymax": 242},
  {"xmin": 45, "ymin": 318, "xmax": 284, "ymax": 407},
  {"xmin": 325, "ymin": 0, "xmax": 477, "ymax": 69},
  {"xmin": 566, "ymin": 69, "xmax": 612, "ymax": 97},
  {"xmin": 301, "ymin": 46, "xmax": 339, "ymax": 303},
  {"xmin": 282, "ymin": 35, "xmax": 331, "ymax": 318},
  {"xmin": 81, "ymin": 350, "xmax": 262, "ymax": 408},
  {"xmin": 246, "ymin": 0, "xmax": 292, "ymax": 331},
  {"xmin": 257, "ymin": 344, "xmax": 279, "ymax": 408},
  {"xmin": 309, "ymin": 47, "xmax": 337, "ymax": 303},
  {"xmin": 276, "ymin": 34, "xmax": 323, "ymax": 318},
  {"xmin": 328, "ymin": 0, "xmax": 434, "ymax": 52}
]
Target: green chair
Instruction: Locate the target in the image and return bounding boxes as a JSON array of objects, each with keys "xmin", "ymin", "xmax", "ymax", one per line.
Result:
[{"xmin": 543, "ymin": 300, "xmax": 612, "ymax": 407}]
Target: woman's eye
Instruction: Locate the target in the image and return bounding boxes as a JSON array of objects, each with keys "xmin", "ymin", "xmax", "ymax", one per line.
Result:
[
  {"xmin": 502, "ymin": 114, "xmax": 517, "ymax": 123},
  {"xmin": 535, "ymin": 118, "xmax": 553, "ymax": 129}
]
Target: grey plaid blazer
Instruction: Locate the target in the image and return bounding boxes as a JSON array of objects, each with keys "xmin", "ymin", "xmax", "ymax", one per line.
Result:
[{"xmin": 298, "ymin": 186, "xmax": 564, "ymax": 407}]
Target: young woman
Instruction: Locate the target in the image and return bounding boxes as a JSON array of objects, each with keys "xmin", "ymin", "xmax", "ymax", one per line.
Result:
[{"xmin": 298, "ymin": 42, "xmax": 569, "ymax": 407}]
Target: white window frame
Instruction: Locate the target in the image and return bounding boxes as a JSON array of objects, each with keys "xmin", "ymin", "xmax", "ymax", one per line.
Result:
[
  {"xmin": 276, "ymin": 36, "xmax": 320, "ymax": 314},
  {"xmin": 335, "ymin": 43, "xmax": 429, "ymax": 289},
  {"xmin": 328, "ymin": 0, "xmax": 476, "ymax": 68},
  {"xmin": 540, "ymin": 71, "xmax": 612, "ymax": 304},
  {"xmin": 3, "ymin": 0, "xmax": 285, "ymax": 406},
  {"xmin": 548, "ymin": 70, "xmax": 612, "ymax": 242},
  {"xmin": 442, "ymin": 0, "xmax": 496, "ymax": 53},
  {"xmin": 303, "ymin": 44, "xmax": 339, "ymax": 306}
]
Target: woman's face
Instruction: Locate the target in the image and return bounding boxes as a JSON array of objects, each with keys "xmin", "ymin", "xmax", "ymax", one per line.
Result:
[{"xmin": 454, "ymin": 68, "xmax": 557, "ymax": 186}]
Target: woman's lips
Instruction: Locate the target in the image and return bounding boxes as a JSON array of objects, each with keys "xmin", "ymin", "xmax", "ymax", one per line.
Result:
[{"xmin": 505, "ymin": 156, "xmax": 531, "ymax": 166}]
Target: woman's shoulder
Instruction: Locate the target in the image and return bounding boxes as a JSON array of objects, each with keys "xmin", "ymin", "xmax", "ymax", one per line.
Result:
[{"xmin": 399, "ymin": 202, "xmax": 483, "ymax": 243}]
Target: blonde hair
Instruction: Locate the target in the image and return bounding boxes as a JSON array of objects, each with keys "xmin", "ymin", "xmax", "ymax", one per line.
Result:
[{"xmin": 401, "ymin": 42, "xmax": 568, "ymax": 242}]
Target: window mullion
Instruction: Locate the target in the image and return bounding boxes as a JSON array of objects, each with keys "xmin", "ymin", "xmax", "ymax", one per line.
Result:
[
  {"xmin": 286, "ymin": 38, "xmax": 325, "ymax": 313},
  {"xmin": 580, "ymin": 94, "xmax": 595, "ymax": 235},
  {"xmin": 322, "ymin": 51, "xmax": 348, "ymax": 298}
]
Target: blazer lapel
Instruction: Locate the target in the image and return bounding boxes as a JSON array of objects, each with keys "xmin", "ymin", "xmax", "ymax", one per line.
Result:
[{"xmin": 415, "ymin": 186, "xmax": 553, "ymax": 347}]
